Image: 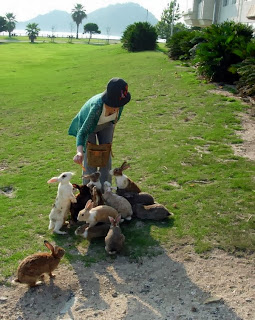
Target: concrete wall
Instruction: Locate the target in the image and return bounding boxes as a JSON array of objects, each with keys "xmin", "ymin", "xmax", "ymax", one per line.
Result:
[
  {"xmin": 182, "ymin": 0, "xmax": 255, "ymax": 28},
  {"xmin": 217, "ymin": 0, "xmax": 255, "ymax": 28}
]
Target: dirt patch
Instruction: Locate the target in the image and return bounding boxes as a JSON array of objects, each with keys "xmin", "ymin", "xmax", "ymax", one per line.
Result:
[
  {"xmin": 1, "ymin": 246, "xmax": 254, "ymax": 320},
  {"xmin": 208, "ymin": 88, "xmax": 255, "ymax": 161},
  {"xmin": 232, "ymin": 110, "xmax": 255, "ymax": 161}
]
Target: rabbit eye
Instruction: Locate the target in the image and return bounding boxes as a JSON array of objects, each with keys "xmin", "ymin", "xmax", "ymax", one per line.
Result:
[
  {"xmin": 62, "ymin": 174, "xmax": 66, "ymax": 178},
  {"xmin": 82, "ymin": 213, "xmax": 84, "ymax": 216}
]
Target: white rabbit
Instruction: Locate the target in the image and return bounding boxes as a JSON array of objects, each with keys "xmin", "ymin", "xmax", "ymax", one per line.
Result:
[
  {"xmin": 103, "ymin": 181, "xmax": 133, "ymax": 220},
  {"xmin": 48, "ymin": 172, "xmax": 77, "ymax": 235},
  {"xmin": 109, "ymin": 161, "xmax": 141, "ymax": 193}
]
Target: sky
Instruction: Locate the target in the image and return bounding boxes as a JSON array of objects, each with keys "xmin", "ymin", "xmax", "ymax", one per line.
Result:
[{"xmin": 0, "ymin": 0, "xmax": 189, "ymax": 22}]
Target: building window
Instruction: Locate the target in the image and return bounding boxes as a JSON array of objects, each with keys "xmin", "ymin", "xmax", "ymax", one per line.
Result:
[{"xmin": 223, "ymin": 0, "xmax": 228, "ymax": 6}]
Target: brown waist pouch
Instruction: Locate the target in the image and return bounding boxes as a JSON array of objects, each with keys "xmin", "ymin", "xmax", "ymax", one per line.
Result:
[{"xmin": 86, "ymin": 142, "xmax": 112, "ymax": 168}]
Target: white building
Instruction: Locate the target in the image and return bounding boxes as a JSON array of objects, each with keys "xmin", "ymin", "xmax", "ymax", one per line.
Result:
[{"xmin": 182, "ymin": 0, "xmax": 255, "ymax": 28}]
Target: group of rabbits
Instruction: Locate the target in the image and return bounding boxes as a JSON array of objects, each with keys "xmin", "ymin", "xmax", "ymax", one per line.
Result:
[
  {"xmin": 47, "ymin": 161, "xmax": 172, "ymax": 252},
  {"xmin": 15, "ymin": 161, "xmax": 172, "ymax": 288}
]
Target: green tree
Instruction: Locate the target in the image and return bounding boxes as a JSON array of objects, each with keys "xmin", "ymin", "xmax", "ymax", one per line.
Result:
[
  {"xmin": 121, "ymin": 22, "xmax": 157, "ymax": 52},
  {"xmin": 0, "ymin": 16, "xmax": 7, "ymax": 32},
  {"xmin": 72, "ymin": 3, "xmax": 87, "ymax": 39},
  {"xmin": 156, "ymin": 0, "xmax": 181, "ymax": 40},
  {"xmin": 83, "ymin": 23, "xmax": 101, "ymax": 43},
  {"xmin": 5, "ymin": 12, "xmax": 16, "ymax": 37},
  {"xmin": 25, "ymin": 23, "xmax": 40, "ymax": 43}
]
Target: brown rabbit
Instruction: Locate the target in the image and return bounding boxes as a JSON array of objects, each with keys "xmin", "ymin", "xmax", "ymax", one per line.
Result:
[
  {"xmin": 92, "ymin": 185, "xmax": 105, "ymax": 207},
  {"xmin": 134, "ymin": 203, "xmax": 173, "ymax": 220},
  {"xmin": 109, "ymin": 161, "xmax": 141, "ymax": 193},
  {"xmin": 77, "ymin": 199, "xmax": 118, "ymax": 229},
  {"xmin": 75, "ymin": 222, "xmax": 110, "ymax": 241},
  {"xmin": 15, "ymin": 240, "xmax": 65, "ymax": 287},
  {"xmin": 105, "ymin": 215, "xmax": 125, "ymax": 255},
  {"xmin": 82, "ymin": 171, "xmax": 102, "ymax": 190}
]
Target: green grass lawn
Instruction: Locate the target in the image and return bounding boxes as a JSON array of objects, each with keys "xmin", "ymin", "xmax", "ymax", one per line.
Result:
[{"xmin": 0, "ymin": 42, "xmax": 254, "ymax": 283}]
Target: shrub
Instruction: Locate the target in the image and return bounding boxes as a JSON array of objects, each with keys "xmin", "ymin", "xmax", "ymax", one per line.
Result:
[
  {"xmin": 167, "ymin": 30, "xmax": 202, "ymax": 60},
  {"xmin": 236, "ymin": 57, "xmax": 255, "ymax": 98},
  {"xmin": 194, "ymin": 21, "xmax": 254, "ymax": 83},
  {"xmin": 121, "ymin": 22, "xmax": 158, "ymax": 52}
]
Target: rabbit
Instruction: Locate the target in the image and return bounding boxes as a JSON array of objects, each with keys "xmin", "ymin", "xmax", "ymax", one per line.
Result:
[
  {"xmin": 134, "ymin": 203, "xmax": 173, "ymax": 220},
  {"xmin": 92, "ymin": 185, "xmax": 105, "ymax": 207},
  {"xmin": 75, "ymin": 222, "xmax": 110, "ymax": 240},
  {"xmin": 82, "ymin": 171, "xmax": 102, "ymax": 190},
  {"xmin": 103, "ymin": 181, "xmax": 133, "ymax": 220},
  {"xmin": 77, "ymin": 199, "xmax": 118, "ymax": 229},
  {"xmin": 14, "ymin": 240, "xmax": 65, "ymax": 288},
  {"xmin": 109, "ymin": 161, "xmax": 141, "ymax": 193},
  {"xmin": 105, "ymin": 215, "xmax": 125, "ymax": 255},
  {"xmin": 117, "ymin": 189, "xmax": 154, "ymax": 205},
  {"xmin": 70, "ymin": 183, "xmax": 92, "ymax": 223},
  {"xmin": 48, "ymin": 172, "xmax": 77, "ymax": 234}
]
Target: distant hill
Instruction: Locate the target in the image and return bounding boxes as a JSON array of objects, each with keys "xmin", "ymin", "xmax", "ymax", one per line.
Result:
[{"xmin": 16, "ymin": 2, "xmax": 158, "ymax": 37}]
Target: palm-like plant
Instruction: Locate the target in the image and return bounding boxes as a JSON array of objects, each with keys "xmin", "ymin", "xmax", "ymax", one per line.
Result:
[
  {"xmin": 25, "ymin": 23, "xmax": 40, "ymax": 43},
  {"xmin": 5, "ymin": 12, "xmax": 16, "ymax": 37},
  {"xmin": 72, "ymin": 3, "xmax": 87, "ymax": 39}
]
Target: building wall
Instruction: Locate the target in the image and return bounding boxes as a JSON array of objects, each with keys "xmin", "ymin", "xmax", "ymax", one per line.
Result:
[
  {"xmin": 182, "ymin": 0, "xmax": 255, "ymax": 28},
  {"xmin": 218, "ymin": 0, "xmax": 255, "ymax": 29}
]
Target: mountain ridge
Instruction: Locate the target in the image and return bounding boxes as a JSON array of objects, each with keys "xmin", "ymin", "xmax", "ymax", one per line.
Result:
[{"xmin": 16, "ymin": 3, "xmax": 158, "ymax": 37}]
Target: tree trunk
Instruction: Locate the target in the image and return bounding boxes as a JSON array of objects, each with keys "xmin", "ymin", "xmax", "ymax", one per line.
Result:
[{"xmin": 76, "ymin": 24, "xmax": 79, "ymax": 39}]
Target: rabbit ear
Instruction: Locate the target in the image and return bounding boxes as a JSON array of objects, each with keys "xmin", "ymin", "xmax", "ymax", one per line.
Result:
[
  {"xmin": 44, "ymin": 240, "xmax": 54, "ymax": 253},
  {"xmin": 82, "ymin": 174, "xmax": 91, "ymax": 179},
  {"xmin": 108, "ymin": 216, "xmax": 115, "ymax": 224},
  {"xmin": 47, "ymin": 177, "xmax": 58, "ymax": 183},
  {"xmin": 85, "ymin": 199, "xmax": 93, "ymax": 210},
  {"xmin": 121, "ymin": 161, "xmax": 130, "ymax": 171},
  {"xmin": 116, "ymin": 215, "xmax": 122, "ymax": 224}
]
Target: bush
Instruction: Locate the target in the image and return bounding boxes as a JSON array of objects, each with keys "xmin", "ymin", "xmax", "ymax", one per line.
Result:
[
  {"xmin": 234, "ymin": 42, "xmax": 255, "ymax": 98},
  {"xmin": 167, "ymin": 30, "xmax": 202, "ymax": 60},
  {"xmin": 121, "ymin": 22, "xmax": 158, "ymax": 52},
  {"xmin": 194, "ymin": 21, "xmax": 254, "ymax": 83},
  {"xmin": 236, "ymin": 57, "xmax": 255, "ymax": 98}
]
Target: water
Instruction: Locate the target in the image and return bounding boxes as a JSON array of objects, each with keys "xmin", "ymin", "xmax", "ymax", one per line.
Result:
[
  {"xmin": 1, "ymin": 29, "xmax": 166, "ymax": 42},
  {"xmin": 0, "ymin": 29, "xmax": 121, "ymax": 40}
]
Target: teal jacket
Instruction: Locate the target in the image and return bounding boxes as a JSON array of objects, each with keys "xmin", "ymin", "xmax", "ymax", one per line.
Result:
[{"xmin": 68, "ymin": 93, "xmax": 123, "ymax": 148}]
